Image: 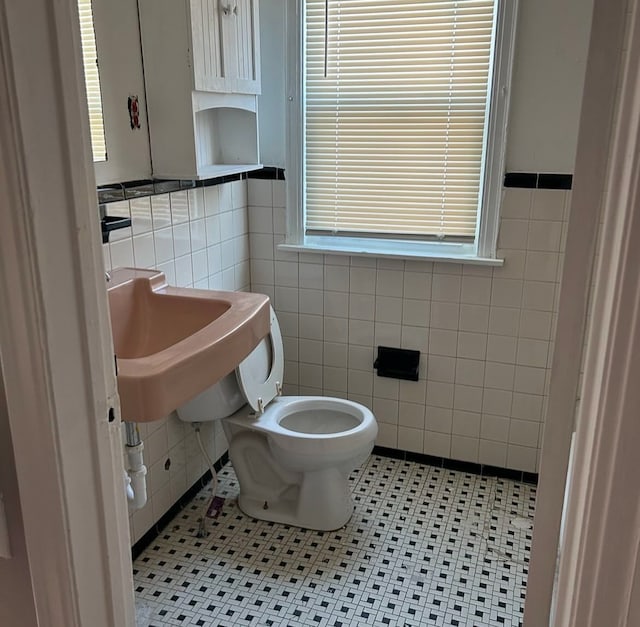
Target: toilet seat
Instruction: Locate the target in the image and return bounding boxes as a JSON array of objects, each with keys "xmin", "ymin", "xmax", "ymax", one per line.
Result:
[
  {"xmin": 226, "ymin": 396, "xmax": 373, "ymax": 438},
  {"xmin": 236, "ymin": 306, "xmax": 284, "ymax": 413},
  {"xmin": 224, "ymin": 395, "xmax": 377, "ymax": 465}
]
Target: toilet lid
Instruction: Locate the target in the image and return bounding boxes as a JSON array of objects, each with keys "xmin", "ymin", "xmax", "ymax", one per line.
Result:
[{"xmin": 236, "ymin": 305, "xmax": 284, "ymax": 412}]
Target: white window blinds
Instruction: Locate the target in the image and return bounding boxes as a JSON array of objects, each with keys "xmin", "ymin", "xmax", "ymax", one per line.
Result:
[
  {"xmin": 77, "ymin": 0, "xmax": 107, "ymax": 162},
  {"xmin": 304, "ymin": 0, "xmax": 497, "ymax": 240}
]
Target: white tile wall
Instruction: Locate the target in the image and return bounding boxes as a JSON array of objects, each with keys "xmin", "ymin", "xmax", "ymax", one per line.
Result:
[
  {"xmin": 248, "ymin": 180, "xmax": 571, "ymax": 474},
  {"xmin": 102, "ymin": 180, "xmax": 250, "ymax": 545}
]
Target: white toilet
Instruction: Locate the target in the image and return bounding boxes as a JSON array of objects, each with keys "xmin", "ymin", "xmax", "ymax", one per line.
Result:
[{"xmin": 177, "ymin": 306, "xmax": 378, "ymax": 531}]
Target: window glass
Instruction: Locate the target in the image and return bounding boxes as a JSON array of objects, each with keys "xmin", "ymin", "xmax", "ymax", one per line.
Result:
[{"xmin": 77, "ymin": 0, "xmax": 107, "ymax": 162}]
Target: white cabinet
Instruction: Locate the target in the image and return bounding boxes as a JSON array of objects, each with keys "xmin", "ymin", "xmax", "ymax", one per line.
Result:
[
  {"xmin": 191, "ymin": 0, "xmax": 261, "ymax": 94},
  {"xmin": 138, "ymin": 0, "xmax": 261, "ymax": 179}
]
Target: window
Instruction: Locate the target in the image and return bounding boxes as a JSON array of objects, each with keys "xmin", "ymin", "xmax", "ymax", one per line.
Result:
[
  {"xmin": 77, "ymin": 0, "xmax": 107, "ymax": 162},
  {"xmin": 284, "ymin": 0, "xmax": 517, "ymax": 263}
]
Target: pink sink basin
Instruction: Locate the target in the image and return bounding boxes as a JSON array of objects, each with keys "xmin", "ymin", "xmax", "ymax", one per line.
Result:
[{"xmin": 107, "ymin": 268, "xmax": 270, "ymax": 422}]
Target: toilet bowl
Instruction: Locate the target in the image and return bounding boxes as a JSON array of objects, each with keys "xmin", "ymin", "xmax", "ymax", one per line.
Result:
[{"xmin": 177, "ymin": 306, "xmax": 378, "ymax": 531}]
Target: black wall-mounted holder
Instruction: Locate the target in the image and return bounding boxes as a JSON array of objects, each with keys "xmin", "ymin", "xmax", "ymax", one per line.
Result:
[
  {"xmin": 373, "ymin": 346, "xmax": 420, "ymax": 381},
  {"xmin": 101, "ymin": 215, "xmax": 132, "ymax": 243}
]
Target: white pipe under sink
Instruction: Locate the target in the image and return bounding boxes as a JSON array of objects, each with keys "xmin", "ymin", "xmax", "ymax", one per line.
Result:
[{"xmin": 124, "ymin": 422, "xmax": 147, "ymax": 510}]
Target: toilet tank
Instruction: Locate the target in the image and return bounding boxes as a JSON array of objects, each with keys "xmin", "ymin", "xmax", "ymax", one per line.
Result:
[{"xmin": 176, "ymin": 371, "xmax": 245, "ymax": 422}]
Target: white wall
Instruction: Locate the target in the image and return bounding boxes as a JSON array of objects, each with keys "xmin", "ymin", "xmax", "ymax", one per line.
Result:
[
  {"xmin": 257, "ymin": 0, "xmax": 287, "ymax": 168},
  {"xmin": 507, "ymin": 0, "xmax": 594, "ymax": 172},
  {"xmin": 258, "ymin": 0, "xmax": 594, "ymax": 172},
  {"xmin": 256, "ymin": 0, "xmax": 287, "ymax": 168}
]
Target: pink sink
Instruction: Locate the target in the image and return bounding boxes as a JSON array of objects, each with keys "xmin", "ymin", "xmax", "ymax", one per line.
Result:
[{"xmin": 107, "ymin": 268, "xmax": 270, "ymax": 422}]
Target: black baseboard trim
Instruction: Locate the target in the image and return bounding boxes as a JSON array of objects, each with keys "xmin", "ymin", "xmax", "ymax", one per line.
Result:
[
  {"xmin": 131, "ymin": 451, "xmax": 229, "ymax": 561},
  {"xmin": 372, "ymin": 445, "xmax": 538, "ymax": 485}
]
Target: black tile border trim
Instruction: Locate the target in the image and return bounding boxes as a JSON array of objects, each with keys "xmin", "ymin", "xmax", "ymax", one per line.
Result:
[
  {"xmin": 247, "ymin": 166, "xmax": 286, "ymax": 181},
  {"xmin": 503, "ymin": 172, "xmax": 537, "ymax": 189},
  {"xmin": 504, "ymin": 171, "xmax": 573, "ymax": 190},
  {"xmin": 102, "ymin": 168, "xmax": 564, "ymax": 205},
  {"xmin": 97, "ymin": 174, "xmax": 246, "ymax": 205},
  {"xmin": 537, "ymin": 173, "xmax": 573, "ymax": 190},
  {"xmin": 98, "ymin": 167, "xmax": 285, "ymax": 205},
  {"xmin": 131, "ymin": 451, "xmax": 229, "ymax": 561},
  {"xmin": 373, "ymin": 445, "xmax": 538, "ymax": 485}
]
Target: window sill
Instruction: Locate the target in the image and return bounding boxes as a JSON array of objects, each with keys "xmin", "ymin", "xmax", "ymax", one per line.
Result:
[{"xmin": 278, "ymin": 236, "xmax": 504, "ymax": 267}]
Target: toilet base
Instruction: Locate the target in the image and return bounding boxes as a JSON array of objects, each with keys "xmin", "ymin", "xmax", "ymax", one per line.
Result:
[
  {"xmin": 228, "ymin": 430, "xmax": 356, "ymax": 531},
  {"xmin": 237, "ymin": 466, "xmax": 355, "ymax": 531}
]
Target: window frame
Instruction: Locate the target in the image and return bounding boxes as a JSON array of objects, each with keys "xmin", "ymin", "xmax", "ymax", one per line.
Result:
[{"xmin": 283, "ymin": 0, "xmax": 518, "ymax": 265}]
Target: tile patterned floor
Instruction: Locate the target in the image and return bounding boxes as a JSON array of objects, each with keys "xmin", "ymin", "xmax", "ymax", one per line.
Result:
[{"xmin": 133, "ymin": 455, "xmax": 535, "ymax": 626}]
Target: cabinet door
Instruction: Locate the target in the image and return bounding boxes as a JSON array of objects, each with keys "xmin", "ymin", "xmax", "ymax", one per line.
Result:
[
  {"xmin": 229, "ymin": 0, "xmax": 260, "ymax": 94},
  {"xmin": 190, "ymin": 0, "xmax": 260, "ymax": 94},
  {"xmin": 190, "ymin": 0, "xmax": 227, "ymax": 92}
]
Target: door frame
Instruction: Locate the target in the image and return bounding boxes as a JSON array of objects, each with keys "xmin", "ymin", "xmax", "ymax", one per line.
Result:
[
  {"xmin": 526, "ymin": 0, "xmax": 640, "ymax": 624},
  {"xmin": 0, "ymin": 1, "xmax": 134, "ymax": 625},
  {"xmin": 552, "ymin": 0, "xmax": 640, "ymax": 622}
]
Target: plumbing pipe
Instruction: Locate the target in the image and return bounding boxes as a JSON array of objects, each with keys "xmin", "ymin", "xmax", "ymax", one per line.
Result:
[
  {"xmin": 125, "ymin": 421, "xmax": 141, "ymax": 447},
  {"xmin": 124, "ymin": 470, "xmax": 134, "ymax": 502},
  {"xmin": 126, "ymin": 442, "xmax": 147, "ymax": 510},
  {"xmin": 194, "ymin": 423, "xmax": 218, "ymax": 497},
  {"xmin": 124, "ymin": 422, "xmax": 147, "ymax": 510},
  {"xmin": 193, "ymin": 423, "xmax": 220, "ymax": 537}
]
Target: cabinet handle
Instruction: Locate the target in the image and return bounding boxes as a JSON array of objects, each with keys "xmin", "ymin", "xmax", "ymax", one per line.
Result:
[{"xmin": 221, "ymin": 3, "xmax": 237, "ymax": 16}]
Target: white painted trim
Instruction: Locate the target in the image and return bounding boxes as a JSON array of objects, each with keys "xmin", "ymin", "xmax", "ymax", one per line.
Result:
[
  {"xmin": 285, "ymin": 0, "xmax": 304, "ymax": 242},
  {"xmin": 523, "ymin": 1, "xmax": 624, "ymax": 624},
  {"xmin": 278, "ymin": 240, "xmax": 504, "ymax": 266},
  {"xmin": 553, "ymin": 0, "xmax": 640, "ymax": 622},
  {"xmin": 476, "ymin": 0, "xmax": 518, "ymax": 259},
  {"xmin": 0, "ymin": 1, "xmax": 134, "ymax": 625}
]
